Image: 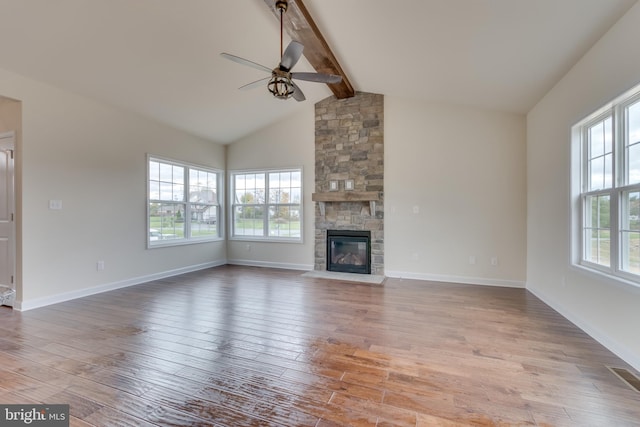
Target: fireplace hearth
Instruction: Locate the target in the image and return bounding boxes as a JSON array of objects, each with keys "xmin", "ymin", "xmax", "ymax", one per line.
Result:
[{"xmin": 327, "ymin": 230, "xmax": 371, "ymax": 274}]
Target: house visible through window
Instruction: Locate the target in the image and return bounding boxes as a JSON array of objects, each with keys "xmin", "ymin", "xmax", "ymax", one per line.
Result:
[
  {"xmin": 574, "ymin": 85, "xmax": 640, "ymax": 284},
  {"xmin": 148, "ymin": 156, "xmax": 222, "ymax": 246},
  {"xmin": 231, "ymin": 169, "xmax": 302, "ymax": 241}
]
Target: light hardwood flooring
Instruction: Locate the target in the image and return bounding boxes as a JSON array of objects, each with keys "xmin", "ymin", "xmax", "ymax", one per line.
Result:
[{"xmin": 0, "ymin": 265, "xmax": 639, "ymax": 426}]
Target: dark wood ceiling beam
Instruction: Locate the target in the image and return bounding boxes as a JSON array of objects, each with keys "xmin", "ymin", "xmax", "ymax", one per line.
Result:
[{"xmin": 263, "ymin": 0, "xmax": 355, "ymax": 99}]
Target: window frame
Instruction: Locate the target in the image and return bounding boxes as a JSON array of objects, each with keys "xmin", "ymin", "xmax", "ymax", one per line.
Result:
[
  {"xmin": 229, "ymin": 167, "xmax": 303, "ymax": 243},
  {"xmin": 147, "ymin": 155, "xmax": 223, "ymax": 248},
  {"xmin": 574, "ymin": 86, "xmax": 640, "ymax": 286}
]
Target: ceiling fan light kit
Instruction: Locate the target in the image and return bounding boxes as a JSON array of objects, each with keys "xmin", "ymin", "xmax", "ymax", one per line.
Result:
[
  {"xmin": 220, "ymin": 0, "xmax": 341, "ymax": 102},
  {"xmin": 268, "ymin": 72, "xmax": 295, "ymax": 100}
]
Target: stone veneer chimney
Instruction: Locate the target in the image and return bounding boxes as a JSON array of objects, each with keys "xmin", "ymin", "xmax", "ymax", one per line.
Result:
[{"xmin": 313, "ymin": 92, "xmax": 384, "ymax": 275}]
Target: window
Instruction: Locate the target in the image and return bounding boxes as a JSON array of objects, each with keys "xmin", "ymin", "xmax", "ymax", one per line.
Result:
[
  {"xmin": 575, "ymin": 86, "xmax": 640, "ymax": 283},
  {"xmin": 148, "ymin": 156, "xmax": 222, "ymax": 246},
  {"xmin": 231, "ymin": 169, "xmax": 302, "ymax": 241}
]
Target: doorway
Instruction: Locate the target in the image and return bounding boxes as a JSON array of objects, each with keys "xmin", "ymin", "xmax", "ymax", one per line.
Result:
[{"xmin": 0, "ymin": 131, "xmax": 15, "ymax": 306}]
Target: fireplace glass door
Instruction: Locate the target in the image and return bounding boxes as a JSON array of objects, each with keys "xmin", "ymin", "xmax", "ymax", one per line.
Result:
[{"xmin": 326, "ymin": 230, "xmax": 371, "ymax": 274}]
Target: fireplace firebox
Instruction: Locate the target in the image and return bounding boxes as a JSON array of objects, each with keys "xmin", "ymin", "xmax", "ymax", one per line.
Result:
[{"xmin": 326, "ymin": 230, "xmax": 371, "ymax": 274}]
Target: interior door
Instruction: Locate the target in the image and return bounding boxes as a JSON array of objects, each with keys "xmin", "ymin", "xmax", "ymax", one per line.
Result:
[{"xmin": 0, "ymin": 131, "xmax": 15, "ymax": 299}]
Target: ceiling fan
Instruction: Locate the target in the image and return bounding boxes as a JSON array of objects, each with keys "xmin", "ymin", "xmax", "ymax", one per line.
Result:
[{"xmin": 220, "ymin": 0, "xmax": 342, "ymax": 102}]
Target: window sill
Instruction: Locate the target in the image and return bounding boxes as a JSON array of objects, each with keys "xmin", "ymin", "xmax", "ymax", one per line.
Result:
[
  {"xmin": 230, "ymin": 236, "xmax": 303, "ymax": 244},
  {"xmin": 572, "ymin": 263, "xmax": 640, "ymax": 295},
  {"xmin": 148, "ymin": 237, "xmax": 224, "ymax": 249}
]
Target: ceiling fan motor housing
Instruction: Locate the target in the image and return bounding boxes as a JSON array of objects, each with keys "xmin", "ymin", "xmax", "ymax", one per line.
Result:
[{"xmin": 275, "ymin": 0, "xmax": 288, "ymax": 13}]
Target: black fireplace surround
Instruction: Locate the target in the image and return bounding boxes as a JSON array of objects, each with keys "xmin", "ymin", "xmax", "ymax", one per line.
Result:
[{"xmin": 326, "ymin": 230, "xmax": 371, "ymax": 274}]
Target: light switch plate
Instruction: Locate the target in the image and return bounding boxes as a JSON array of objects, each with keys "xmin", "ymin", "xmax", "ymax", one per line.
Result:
[{"xmin": 49, "ymin": 200, "xmax": 63, "ymax": 210}]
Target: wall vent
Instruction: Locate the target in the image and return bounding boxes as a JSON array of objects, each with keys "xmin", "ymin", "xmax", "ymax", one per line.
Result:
[{"xmin": 607, "ymin": 366, "xmax": 640, "ymax": 393}]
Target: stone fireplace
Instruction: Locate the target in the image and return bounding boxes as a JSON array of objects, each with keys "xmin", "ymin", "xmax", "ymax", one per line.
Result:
[{"xmin": 312, "ymin": 92, "xmax": 384, "ymax": 276}]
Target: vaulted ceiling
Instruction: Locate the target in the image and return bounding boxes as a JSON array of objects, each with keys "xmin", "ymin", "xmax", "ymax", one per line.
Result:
[{"xmin": 0, "ymin": 0, "xmax": 636, "ymax": 143}]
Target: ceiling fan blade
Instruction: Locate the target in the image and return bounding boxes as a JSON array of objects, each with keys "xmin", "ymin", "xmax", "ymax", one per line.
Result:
[
  {"xmin": 279, "ymin": 41, "xmax": 304, "ymax": 71},
  {"xmin": 291, "ymin": 72, "xmax": 342, "ymax": 84},
  {"xmin": 291, "ymin": 81, "xmax": 306, "ymax": 102},
  {"xmin": 238, "ymin": 77, "xmax": 271, "ymax": 91},
  {"xmin": 220, "ymin": 52, "xmax": 272, "ymax": 74}
]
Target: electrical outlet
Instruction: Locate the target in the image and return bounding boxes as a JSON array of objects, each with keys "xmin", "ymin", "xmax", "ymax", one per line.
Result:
[
  {"xmin": 97, "ymin": 260, "xmax": 105, "ymax": 271},
  {"xmin": 246, "ymin": 244, "xmax": 251, "ymax": 252},
  {"xmin": 491, "ymin": 256, "xmax": 498, "ymax": 266}
]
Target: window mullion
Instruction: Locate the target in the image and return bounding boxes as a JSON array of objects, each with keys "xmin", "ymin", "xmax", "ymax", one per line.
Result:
[
  {"xmin": 184, "ymin": 166, "xmax": 190, "ymax": 239},
  {"xmin": 584, "ymin": 127, "xmax": 591, "ymax": 193},
  {"xmin": 615, "ymin": 106, "xmax": 623, "ymax": 188},
  {"xmin": 264, "ymin": 173, "xmax": 270, "ymax": 236},
  {"xmin": 610, "ymin": 189, "xmax": 619, "ymax": 273},
  {"xmin": 611, "ymin": 107, "xmax": 620, "ymax": 272}
]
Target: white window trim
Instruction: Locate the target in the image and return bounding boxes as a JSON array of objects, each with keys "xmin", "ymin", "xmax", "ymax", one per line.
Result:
[
  {"xmin": 147, "ymin": 154, "xmax": 224, "ymax": 248},
  {"xmin": 571, "ymin": 84, "xmax": 640, "ymax": 289},
  {"xmin": 229, "ymin": 167, "xmax": 304, "ymax": 243}
]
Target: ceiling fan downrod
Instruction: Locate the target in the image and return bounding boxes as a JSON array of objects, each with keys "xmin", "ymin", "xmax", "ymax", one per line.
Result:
[
  {"xmin": 275, "ymin": 0, "xmax": 288, "ymax": 59},
  {"xmin": 268, "ymin": 0, "xmax": 294, "ymax": 99}
]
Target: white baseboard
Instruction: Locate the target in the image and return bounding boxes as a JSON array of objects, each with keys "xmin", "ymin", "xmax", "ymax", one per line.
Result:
[
  {"xmin": 15, "ymin": 260, "xmax": 227, "ymax": 312},
  {"xmin": 384, "ymin": 270, "xmax": 525, "ymax": 288},
  {"xmin": 527, "ymin": 284, "xmax": 640, "ymax": 373},
  {"xmin": 227, "ymin": 258, "xmax": 313, "ymax": 271}
]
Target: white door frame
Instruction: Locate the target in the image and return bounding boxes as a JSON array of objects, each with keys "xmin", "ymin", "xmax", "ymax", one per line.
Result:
[{"xmin": 0, "ymin": 131, "xmax": 16, "ymax": 304}]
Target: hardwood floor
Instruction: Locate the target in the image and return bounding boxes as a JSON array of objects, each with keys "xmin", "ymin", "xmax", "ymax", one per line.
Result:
[{"xmin": 0, "ymin": 265, "xmax": 639, "ymax": 426}]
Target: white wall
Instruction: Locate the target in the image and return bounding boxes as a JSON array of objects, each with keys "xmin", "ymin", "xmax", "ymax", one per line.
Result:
[
  {"xmin": 385, "ymin": 97, "xmax": 527, "ymax": 286},
  {"xmin": 226, "ymin": 104, "xmax": 316, "ymax": 270},
  {"xmin": 527, "ymin": 3, "xmax": 640, "ymax": 371},
  {"xmin": 0, "ymin": 67, "xmax": 226, "ymax": 310}
]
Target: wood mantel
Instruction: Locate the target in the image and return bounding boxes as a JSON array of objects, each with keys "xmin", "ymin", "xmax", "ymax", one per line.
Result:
[
  {"xmin": 312, "ymin": 191, "xmax": 381, "ymax": 216},
  {"xmin": 312, "ymin": 191, "xmax": 380, "ymax": 202}
]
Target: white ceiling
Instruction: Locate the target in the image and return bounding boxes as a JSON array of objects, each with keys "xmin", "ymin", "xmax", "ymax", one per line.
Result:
[{"xmin": 0, "ymin": 0, "xmax": 636, "ymax": 143}]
